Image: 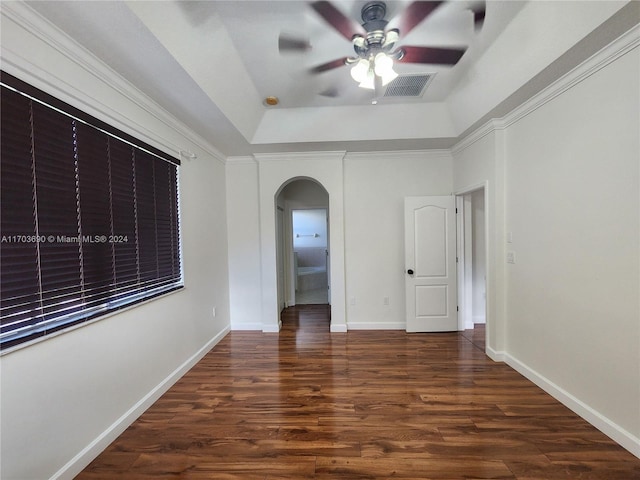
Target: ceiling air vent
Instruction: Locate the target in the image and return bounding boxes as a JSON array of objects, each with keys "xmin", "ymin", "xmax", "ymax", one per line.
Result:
[{"xmin": 383, "ymin": 74, "xmax": 435, "ymax": 97}]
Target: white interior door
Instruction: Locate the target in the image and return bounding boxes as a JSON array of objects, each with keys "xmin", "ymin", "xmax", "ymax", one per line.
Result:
[{"xmin": 405, "ymin": 196, "xmax": 458, "ymax": 332}]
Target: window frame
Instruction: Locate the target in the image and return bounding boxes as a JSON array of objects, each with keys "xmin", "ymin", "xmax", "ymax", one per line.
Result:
[{"xmin": 0, "ymin": 71, "xmax": 183, "ymax": 352}]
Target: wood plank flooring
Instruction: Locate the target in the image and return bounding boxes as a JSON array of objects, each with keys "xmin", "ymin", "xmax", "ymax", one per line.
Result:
[
  {"xmin": 461, "ymin": 324, "xmax": 485, "ymax": 352},
  {"xmin": 77, "ymin": 305, "xmax": 640, "ymax": 479}
]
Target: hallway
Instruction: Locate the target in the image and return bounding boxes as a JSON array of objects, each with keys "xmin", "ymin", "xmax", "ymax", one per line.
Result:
[{"xmin": 295, "ymin": 287, "xmax": 329, "ymax": 305}]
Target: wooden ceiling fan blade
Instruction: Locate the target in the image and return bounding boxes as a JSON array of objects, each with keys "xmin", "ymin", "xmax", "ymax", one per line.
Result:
[
  {"xmin": 471, "ymin": 2, "xmax": 486, "ymax": 30},
  {"xmin": 311, "ymin": 1, "xmax": 364, "ymax": 41},
  {"xmin": 398, "ymin": 45, "xmax": 466, "ymax": 65},
  {"xmin": 395, "ymin": 1, "xmax": 443, "ymax": 36},
  {"xmin": 309, "ymin": 57, "xmax": 349, "ymax": 74},
  {"xmin": 319, "ymin": 86, "xmax": 340, "ymax": 98},
  {"xmin": 279, "ymin": 34, "xmax": 312, "ymax": 52}
]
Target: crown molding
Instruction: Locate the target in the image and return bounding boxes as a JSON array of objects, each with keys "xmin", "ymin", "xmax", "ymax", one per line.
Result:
[
  {"xmin": 346, "ymin": 149, "xmax": 452, "ymax": 161},
  {"xmin": 1, "ymin": 2, "xmax": 227, "ymax": 165},
  {"xmin": 451, "ymin": 119, "xmax": 504, "ymax": 155},
  {"xmin": 226, "ymin": 156, "xmax": 257, "ymax": 165},
  {"xmin": 253, "ymin": 151, "xmax": 347, "ymax": 163},
  {"xmin": 500, "ymin": 23, "xmax": 640, "ymax": 131},
  {"xmin": 453, "ymin": 23, "xmax": 640, "ymax": 155}
]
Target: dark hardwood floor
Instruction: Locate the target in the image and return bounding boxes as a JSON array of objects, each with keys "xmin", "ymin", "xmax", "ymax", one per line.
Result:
[
  {"xmin": 77, "ymin": 305, "xmax": 640, "ymax": 479},
  {"xmin": 462, "ymin": 323, "xmax": 485, "ymax": 351}
]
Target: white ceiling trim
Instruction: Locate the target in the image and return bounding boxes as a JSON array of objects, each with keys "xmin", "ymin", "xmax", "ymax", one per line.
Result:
[
  {"xmin": 447, "ymin": 0, "xmax": 631, "ymax": 134},
  {"xmin": 226, "ymin": 156, "xmax": 258, "ymax": 165},
  {"xmin": 452, "ymin": 22, "xmax": 640, "ymax": 156},
  {"xmin": 345, "ymin": 149, "xmax": 452, "ymax": 160},
  {"xmin": 499, "ymin": 22, "xmax": 640, "ymax": 132},
  {"xmin": 252, "ymin": 102, "xmax": 456, "ymax": 145},
  {"xmin": 450, "ymin": 118, "xmax": 502, "ymax": 156},
  {"xmin": 254, "ymin": 151, "xmax": 347, "ymax": 163}
]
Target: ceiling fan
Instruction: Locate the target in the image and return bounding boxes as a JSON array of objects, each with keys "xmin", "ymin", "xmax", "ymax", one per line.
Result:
[{"xmin": 279, "ymin": 1, "xmax": 485, "ymax": 92}]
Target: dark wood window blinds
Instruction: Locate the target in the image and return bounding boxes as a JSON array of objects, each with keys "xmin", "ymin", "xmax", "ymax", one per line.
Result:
[{"xmin": 0, "ymin": 71, "xmax": 182, "ymax": 350}]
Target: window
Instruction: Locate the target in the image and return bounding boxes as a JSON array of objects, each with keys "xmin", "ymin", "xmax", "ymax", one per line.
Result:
[{"xmin": 0, "ymin": 72, "xmax": 182, "ymax": 350}]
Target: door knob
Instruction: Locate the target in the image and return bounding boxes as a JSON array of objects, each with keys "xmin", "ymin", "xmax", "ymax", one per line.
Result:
[{"xmin": 407, "ymin": 269, "xmax": 414, "ymax": 275}]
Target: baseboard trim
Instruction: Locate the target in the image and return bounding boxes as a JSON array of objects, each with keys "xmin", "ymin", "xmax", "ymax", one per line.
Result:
[
  {"xmin": 262, "ymin": 321, "xmax": 281, "ymax": 333},
  {"xmin": 330, "ymin": 323, "xmax": 348, "ymax": 333},
  {"xmin": 347, "ymin": 322, "xmax": 405, "ymax": 330},
  {"xmin": 504, "ymin": 353, "xmax": 640, "ymax": 459},
  {"xmin": 485, "ymin": 346, "xmax": 506, "ymax": 362},
  {"xmin": 52, "ymin": 326, "xmax": 231, "ymax": 480},
  {"xmin": 230, "ymin": 322, "xmax": 263, "ymax": 331}
]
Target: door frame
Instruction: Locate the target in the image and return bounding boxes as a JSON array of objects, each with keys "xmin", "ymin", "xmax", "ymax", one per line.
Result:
[
  {"xmin": 455, "ymin": 182, "xmax": 489, "ymax": 346},
  {"xmin": 276, "ymin": 206, "xmax": 286, "ymax": 312}
]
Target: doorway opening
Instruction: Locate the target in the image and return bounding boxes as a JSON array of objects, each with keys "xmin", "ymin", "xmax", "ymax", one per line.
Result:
[
  {"xmin": 456, "ymin": 186, "xmax": 487, "ymax": 350},
  {"xmin": 292, "ymin": 208, "xmax": 329, "ymax": 305},
  {"xmin": 275, "ymin": 178, "xmax": 330, "ymax": 313}
]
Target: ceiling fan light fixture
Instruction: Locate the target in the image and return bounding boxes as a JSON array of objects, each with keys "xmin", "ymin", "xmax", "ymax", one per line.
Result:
[
  {"xmin": 353, "ymin": 35, "xmax": 366, "ymax": 48},
  {"xmin": 350, "ymin": 58, "xmax": 370, "ymax": 83},
  {"xmin": 382, "ymin": 29, "xmax": 399, "ymax": 48},
  {"xmin": 380, "ymin": 69, "xmax": 398, "ymax": 86},
  {"xmin": 359, "ymin": 69, "xmax": 375, "ymax": 90},
  {"xmin": 374, "ymin": 52, "xmax": 398, "ymax": 86},
  {"xmin": 373, "ymin": 52, "xmax": 393, "ymax": 75}
]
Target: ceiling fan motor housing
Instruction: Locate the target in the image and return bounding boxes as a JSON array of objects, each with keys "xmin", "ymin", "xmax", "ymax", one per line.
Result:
[
  {"xmin": 352, "ymin": 1, "xmax": 401, "ymax": 60},
  {"xmin": 361, "ymin": 1, "xmax": 388, "ymax": 32}
]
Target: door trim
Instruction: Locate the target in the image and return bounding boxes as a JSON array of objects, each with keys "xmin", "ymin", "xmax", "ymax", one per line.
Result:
[
  {"xmin": 405, "ymin": 195, "xmax": 458, "ymax": 332},
  {"xmin": 455, "ymin": 181, "xmax": 490, "ymax": 352}
]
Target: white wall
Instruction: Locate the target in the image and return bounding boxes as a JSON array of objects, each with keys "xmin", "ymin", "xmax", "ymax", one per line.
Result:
[
  {"xmin": 0, "ymin": 5, "xmax": 230, "ymax": 479},
  {"xmin": 293, "ymin": 210, "xmax": 327, "ymax": 249},
  {"xmin": 504, "ymin": 44, "xmax": 639, "ymax": 450},
  {"xmin": 344, "ymin": 151, "xmax": 453, "ymax": 329},
  {"xmin": 257, "ymin": 153, "xmax": 347, "ymax": 332},
  {"xmin": 227, "ymin": 151, "xmax": 454, "ymax": 332},
  {"xmin": 453, "ymin": 31, "xmax": 640, "ymax": 456},
  {"xmin": 226, "ymin": 159, "xmax": 262, "ymax": 330},
  {"xmin": 226, "ymin": 153, "xmax": 352, "ymax": 332}
]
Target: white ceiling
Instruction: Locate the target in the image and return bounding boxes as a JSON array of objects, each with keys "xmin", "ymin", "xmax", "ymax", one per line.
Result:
[{"xmin": 24, "ymin": 0, "xmax": 637, "ymax": 157}]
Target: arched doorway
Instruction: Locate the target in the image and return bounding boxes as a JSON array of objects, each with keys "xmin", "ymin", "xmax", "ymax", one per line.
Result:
[
  {"xmin": 276, "ymin": 178, "xmax": 330, "ymax": 310},
  {"xmin": 255, "ymin": 151, "xmax": 346, "ymax": 333}
]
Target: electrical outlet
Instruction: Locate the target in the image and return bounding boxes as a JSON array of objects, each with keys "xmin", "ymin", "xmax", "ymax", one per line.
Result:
[{"xmin": 506, "ymin": 251, "xmax": 516, "ymax": 264}]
